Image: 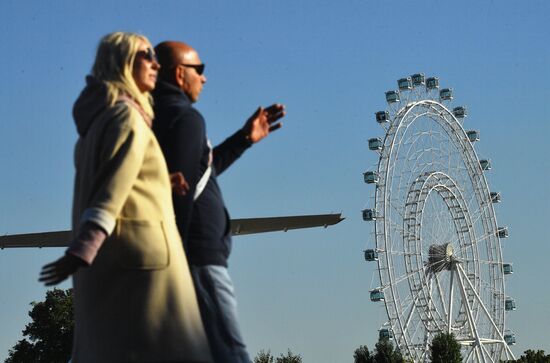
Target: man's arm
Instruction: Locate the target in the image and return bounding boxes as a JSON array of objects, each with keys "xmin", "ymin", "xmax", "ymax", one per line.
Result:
[
  {"xmin": 165, "ymin": 110, "xmax": 206, "ymax": 245},
  {"xmin": 214, "ymin": 104, "xmax": 286, "ymax": 175},
  {"xmin": 212, "ymin": 129, "xmax": 252, "ymax": 175}
]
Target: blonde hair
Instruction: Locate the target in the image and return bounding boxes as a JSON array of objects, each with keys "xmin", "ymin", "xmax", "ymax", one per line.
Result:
[{"xmin": 91, "ymin": 32, "xmax": 154, "ymax": 118}]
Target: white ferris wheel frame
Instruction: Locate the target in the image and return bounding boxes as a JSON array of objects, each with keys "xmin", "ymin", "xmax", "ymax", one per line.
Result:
[{"xmin": 366, "ymin": 81, "xmax": 515, "ymax": 363}]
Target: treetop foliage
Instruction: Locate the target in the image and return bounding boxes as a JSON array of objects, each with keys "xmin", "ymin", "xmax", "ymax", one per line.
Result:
[
  {"xmin": 354, "ymin": 344, "xmax": 372, "ymax": 363},
  {"xmin": 506, "ymin": 349, "xmax": 550, "ymax": 363},
  {"xmin": 5, "ymin": 288, "xmax": 73, "ymax": 363},
  {"xmin": 374, "ymin": 338, "xmax": 405, "ymax": 363},
  {"xmin": 7, "ymin": 291, "xmax": 549, "ymax": 363},
  {"xmin": 254, "ymin": 349, "xmax": 274, "ymax": 363},
  {"xmin": 275, "ymin": 349, "xmax": 302, "ymax": 363},
  {"xmin": 254, "ymin": 349, "xmax": 302, "ymax": 363},
  {"xmin": 430, "ymin": 332, "xmax": 462, "ymax": 363}
]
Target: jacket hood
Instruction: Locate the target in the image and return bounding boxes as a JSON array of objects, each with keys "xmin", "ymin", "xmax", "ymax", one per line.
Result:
[{"xmin": 73, "ymin": 76, "xmax": 110, "ymax": 136}]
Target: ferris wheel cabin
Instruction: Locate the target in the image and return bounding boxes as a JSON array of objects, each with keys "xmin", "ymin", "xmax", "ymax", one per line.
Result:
[
  {"xmin": 504, "ymin": 333, "xmax": 517, "ymax": 345},
  {"xmin": 503, "ymin": 263, "xmax": 514, "ymax": 275},
  {"xmin": 364, "ymin": 249, "xmax": 379, "ymax": 261},
  {"xmin": 370, "ymin": 289, "xmax": 385, "ymax": 302},
  {"xmin": 479, "ymin": 159, "xmax": 492, "ymax": 170},
  {"xmin": 505, "ymin": 298, "xmax": 516, "ymax": 311},
  {"xmin": 426, "ymin": 76, "xmax": 439, "ymax": 90},
  {"xmin": 411, "ymin": 73, "xmax": 425, "ymax": 86},
  {"xmin": 362, "ymin": 209, "xmax": 376, "ymax": 221},
  {"xmin": 497, "ymin": 226, "xmax": 509, "ymax": 239},
  {"xmin": 379, "ymin": 328, "xmax": 394, "ymax": 340},
  {"xmin": 453, "ymin": 106, "xmax": 468, "ymax": 118},
  {"xmin": 363, "ymin": 171, "xmax": 379, "ymax": 184},
  {"xmin": 375, "ymin": 110, "xmax": 390, "ymax": 123},
  {"xmin": 385, "ymin": 90, "xmax": 400, "ymax": 103},
  {"xmin": 490, "ymin": 191, "xmax": 501, "ymax": 203},
  {"xmin": 439, "ymin": 88, "xmax": 453, "ymax": 101},
  {"xmin": 368, "ymin": 138, "xmax": 383, "ymax": 151},
  {"xmin": 466, "ymin": 130, "xmax": 480, "ymax": 142},
  {"xmin": 398, "ymin": 77, "xmax": 412, "ymax": 91}
]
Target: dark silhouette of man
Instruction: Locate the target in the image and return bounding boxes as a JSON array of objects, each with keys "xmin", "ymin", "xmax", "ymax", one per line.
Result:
[{"xmin": 152, "ymin": 41, "xmax": 285, "ymax": 363}]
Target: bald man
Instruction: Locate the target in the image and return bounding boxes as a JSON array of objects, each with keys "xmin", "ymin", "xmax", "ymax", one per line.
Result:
[{"xmin": 152, "ymin": 41, "xmax": 285, "ymax": 363}]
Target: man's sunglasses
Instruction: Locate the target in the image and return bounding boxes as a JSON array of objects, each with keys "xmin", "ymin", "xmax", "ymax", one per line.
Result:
[
  {"xmin": 136, "ymin": 48, "xmax": 158, "ymax": 63},
  {"xmin": 180, "ymin": 63, "xmax": 205, "ymax": 76}
]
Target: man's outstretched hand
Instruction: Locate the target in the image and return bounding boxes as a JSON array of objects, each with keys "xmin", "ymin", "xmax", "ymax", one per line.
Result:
[
  {"xmin": 39, "ymin": 253, "xmax": 84, "ymax": 286},
  {"xmin": 242, "ymin": 104, "xmax": 286, "ymax": 143}
]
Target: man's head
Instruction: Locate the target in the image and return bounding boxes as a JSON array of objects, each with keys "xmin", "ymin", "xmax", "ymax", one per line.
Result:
[{"xmin": 155, "ymin": 41, "xmax": 206, "ymax": 103}]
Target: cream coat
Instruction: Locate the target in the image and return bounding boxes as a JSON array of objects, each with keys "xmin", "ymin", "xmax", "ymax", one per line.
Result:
[{"xmin": 71, "ymin": 97, "xmax": 211, "ymax": 363}]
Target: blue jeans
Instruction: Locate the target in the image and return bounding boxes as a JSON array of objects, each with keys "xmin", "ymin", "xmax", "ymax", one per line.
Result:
[{"xmin": 190, "ymin": 265, "xmax": 251, "ymax": 363}]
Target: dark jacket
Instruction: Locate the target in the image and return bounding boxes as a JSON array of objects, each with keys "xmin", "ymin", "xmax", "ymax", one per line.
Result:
[{"xmin": 153, "ymin": 81, "xmax": 251, "ymax": 266}]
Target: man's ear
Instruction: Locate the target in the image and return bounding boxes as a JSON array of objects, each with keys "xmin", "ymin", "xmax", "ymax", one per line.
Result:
[{"xmin": 175, "ymin": 66, "xmax": 185, "ymax": 88}]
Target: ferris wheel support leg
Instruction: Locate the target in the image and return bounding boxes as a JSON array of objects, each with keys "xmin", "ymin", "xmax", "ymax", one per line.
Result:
[
  {"xmin": 480, "ymin": 344, "xmax": 496, "ymax": 363},
  {"xmin": 456, "ymin": 264, "xmax": 516, "ymax": 360},
  {"xmin": 423, "ymin": 332, "xmax": 431, "ymax": 362},
  {"xmin": 454, "ymin": 265, "xmax": 489, "ymax": 363},
  {"xmin": 433, "ymin": 273, "xmax": 448, "ymax": 318},
  {"xmin": 399, "ymin": 293, "xmax": 421, "ymax": 360},
  {"xmin": 503, "ymin": 346, "xmax": 515, "ymax": 361},
  {"xmin": 474, "ymin": 344, "xmax": 483, "ymax": 363},
  {"xmin": 465, "ymin": 346, "xmax": 476, "ymax": 363},
  {"xmin": 419, "ymin": 347, "xmax": 429, "ymax": 363},
  {"xmin": 447, "ymin": 268, "xmax": 455, "ymax": 334}
]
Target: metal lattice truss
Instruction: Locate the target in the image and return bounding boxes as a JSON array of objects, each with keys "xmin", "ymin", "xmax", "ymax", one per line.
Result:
[{"xmin": 365, "ymin": 77, "xmax": 514, "ymax": 363}]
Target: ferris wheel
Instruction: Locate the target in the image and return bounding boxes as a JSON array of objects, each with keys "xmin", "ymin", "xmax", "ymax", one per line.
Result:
[{"xmin": 362, "ymin": 74, "xmax": 515, "ymax": 363}]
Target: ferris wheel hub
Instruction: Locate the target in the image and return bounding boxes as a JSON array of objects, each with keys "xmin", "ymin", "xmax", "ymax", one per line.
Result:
[
  {"xmin": 446, "ymin": 243, "xmax": 454, "ymax": 258},
  {"xmin": 427, "ymin": 243, "xmax": 455, "ymax": 273}
]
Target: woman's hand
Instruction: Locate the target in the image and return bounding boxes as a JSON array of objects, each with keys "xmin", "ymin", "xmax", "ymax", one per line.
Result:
[{"xmin": 39, "ymin": 254, "xmax": 84, "ymax": 286}]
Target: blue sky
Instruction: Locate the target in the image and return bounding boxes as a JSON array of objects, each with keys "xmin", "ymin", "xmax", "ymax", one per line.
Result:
[{"xmin": 1, "ymin": 0, "xmax": 549, "ymax": 361}]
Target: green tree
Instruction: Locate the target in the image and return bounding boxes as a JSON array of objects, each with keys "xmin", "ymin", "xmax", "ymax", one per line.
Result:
[
  {"xmin": 254, "ymin": 349, "xmax": 275, "ymax": 363},
  {"xmin": 429, "ymin": 332, "xmax": 462, "ymax": 363},
  {"xmin": 275, "ymin": 349, "xmax": 302, "ymax": 363},
  {"xmin": 373, "ymin": 338, "xmax": 404, "ymax": 363},
  {"xmin": 354, "ymin": 344, "xmax": 374, "ymax": 363},
  {"xmin": 5, "ymin": 288, "xmax": 73, "ymax": 363},
  {"xmin": 512, "ymin": 349, "xmax": 550, "ymax": 363}
]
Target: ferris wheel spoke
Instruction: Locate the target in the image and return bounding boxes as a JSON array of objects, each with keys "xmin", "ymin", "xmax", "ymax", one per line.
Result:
[
  {"xmin": 456, "ymin": 240, "xmax": 477, "ymax": 257},
  {"xmin": 390, "ymin": 264, "xmax": 428, "ymax": 285},
  {"xmin": 474, "ymin": 258, "xmax": 502, "ymax": 266},
  {"xmin": 468, "ymin": 205, "xmax": 493, "ymax": 230},
  {"xmin": 469, "ymin": 231, "xmax": 498, "ymax": 247},
  {"xmin": 386, "ymin": 249, "xmax": 420, "ymax": 257},
  {"xmin": 387, "ymin": 204, "xmax": 407, "ymax": 224},
  {"xmin": 476, "ymin": 277, "xmax": 504, "ymax": 297}
]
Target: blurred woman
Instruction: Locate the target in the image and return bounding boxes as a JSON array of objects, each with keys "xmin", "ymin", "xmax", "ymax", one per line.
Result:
[{"xmin": 39, "ymin": 32, "xmax": 211, "ymax": 363}]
